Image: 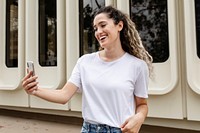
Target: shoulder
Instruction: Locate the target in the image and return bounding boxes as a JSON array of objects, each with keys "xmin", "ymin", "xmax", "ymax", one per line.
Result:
[
  {"xmin": 125, "ymin": 53, "xmax": 147, "ymax": 68},
  {"xmin": 125, "ymin": 53, "xmax": 148, "ymax": 76},
  {"xmin": 125, "ymin": 53, "xmax": 149, "ymax": 80},
  {"xmin": 77, "ymin": 52, "xmax": 97, "ymax": 63}
]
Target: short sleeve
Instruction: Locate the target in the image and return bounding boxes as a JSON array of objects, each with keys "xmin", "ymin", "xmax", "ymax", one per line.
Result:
[
  {"xmin": 68, "ymin": 58, "xmax": 82, "ymax": 91},
  {"xmin": 134, "ymin": 62, "xmax": 149, "ymax": 98}
]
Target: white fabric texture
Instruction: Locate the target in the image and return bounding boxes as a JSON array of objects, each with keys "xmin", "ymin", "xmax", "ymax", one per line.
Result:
[{"xmin": 68, "ymin": 52, "xmax": 149, "ymax": 127}]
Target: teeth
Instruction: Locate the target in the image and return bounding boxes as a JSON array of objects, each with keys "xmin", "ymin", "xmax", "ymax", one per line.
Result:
[{"xmin": 100, "ymin": 36, "xmax": 107, "ymax": 40}]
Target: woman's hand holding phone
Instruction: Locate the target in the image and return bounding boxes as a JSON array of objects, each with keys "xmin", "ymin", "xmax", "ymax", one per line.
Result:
[
  {"xmin": 27, "ymin": 61, "xmax": 35, "ymax": 76},
  {"xmin": 22, "ymin": 61, "xmax": 38, "ymax": 95}
]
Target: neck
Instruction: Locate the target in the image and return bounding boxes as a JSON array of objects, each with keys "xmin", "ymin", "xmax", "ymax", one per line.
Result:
[{"xmin": 99, "ymin": 48, "xmax": 125, "ymax": 62}]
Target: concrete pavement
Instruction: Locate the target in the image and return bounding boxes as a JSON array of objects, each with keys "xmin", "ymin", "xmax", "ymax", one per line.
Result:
[{"xmin": 0, "ymin": 115, "xmax": 82, "ymax": 133}]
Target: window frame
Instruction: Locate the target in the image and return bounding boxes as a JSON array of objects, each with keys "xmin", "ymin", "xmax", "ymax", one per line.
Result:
[
  {"xmin": 6, "ymin": 0, "xmax": 18, "ymax": 67},
  {"xmin": 38, "ymin": 0, "xmax": 57, "ymax": 67},
  {"xmin": 129, "ymin": 0, "xmax": 169, "ymax": 63}
]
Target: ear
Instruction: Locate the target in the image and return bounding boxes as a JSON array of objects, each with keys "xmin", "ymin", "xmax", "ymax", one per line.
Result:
[{"xmin": 118, "ymin": 21, "xmax": 123, "ymax": 31}]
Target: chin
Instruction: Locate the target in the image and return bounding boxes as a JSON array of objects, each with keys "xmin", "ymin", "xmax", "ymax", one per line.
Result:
[
  {"xmin": 99, "ymin": 44, "xmax": 105, "ymax": 48},
  {"xmin": 100, "ymin": 43, "xmax": 107, "ymax": 48}
]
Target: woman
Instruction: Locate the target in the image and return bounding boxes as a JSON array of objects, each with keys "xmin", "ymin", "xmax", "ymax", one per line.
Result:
[{"xmin": 22, "ymin": 6, "xmax": 153, "ymax": 133}]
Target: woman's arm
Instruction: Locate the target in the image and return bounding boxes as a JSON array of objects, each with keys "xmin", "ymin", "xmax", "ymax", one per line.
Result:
[
  {"xmin": 121, "ymin": 96, "xmax": 148, "ymax": 133},
  {"xmin": 22, "ymin": 71, "xmax": 78, "ymax": 104}
]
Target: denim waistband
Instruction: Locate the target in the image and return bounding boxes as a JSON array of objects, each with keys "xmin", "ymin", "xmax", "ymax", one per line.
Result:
[{"xmin": 81, "ymin": 121, "xmax": 122, "ymax": 133}]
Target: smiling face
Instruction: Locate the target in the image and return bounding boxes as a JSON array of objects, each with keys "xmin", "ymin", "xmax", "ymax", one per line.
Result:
[{"xmin": 93, "ymin": 13, "xmax": 123, "ymax": 49}]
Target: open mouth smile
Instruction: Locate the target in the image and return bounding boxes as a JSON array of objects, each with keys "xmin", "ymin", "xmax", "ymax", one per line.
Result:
[{"xmin": 99, "ymin": 35, "xmax": 107, "ymax": 42}]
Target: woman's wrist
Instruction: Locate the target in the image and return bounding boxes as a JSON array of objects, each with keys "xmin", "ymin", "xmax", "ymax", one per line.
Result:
[
  {"xmin": 134, "ymin": 112, "xmax": 146, "ymax": 123},
  {"xmin": 32, "ymin": 87, "xmax": 39, "ymax": 96}
]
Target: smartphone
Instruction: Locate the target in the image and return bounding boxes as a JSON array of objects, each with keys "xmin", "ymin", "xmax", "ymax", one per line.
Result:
[{"xmin": 27, "ymin": 61, "xmax": 35, "ymax": 76}]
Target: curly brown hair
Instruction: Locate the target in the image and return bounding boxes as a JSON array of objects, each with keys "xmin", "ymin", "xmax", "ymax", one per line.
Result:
[{"xmin": 94, "ymin": 6, "xmax": 153, "ymax": 77}]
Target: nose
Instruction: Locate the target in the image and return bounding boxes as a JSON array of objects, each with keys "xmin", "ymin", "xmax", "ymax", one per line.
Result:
[
  {"xmin": 96, "ymin": 27, "xmax": 103, "ymax": 34},
  {"xmin": 95, "ymin": 28, "xmax": 103, "ymax": 38}
]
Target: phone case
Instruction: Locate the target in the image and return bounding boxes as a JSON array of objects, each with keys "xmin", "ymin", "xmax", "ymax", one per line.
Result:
[{"xmin": 27, "ymin": 61, "xmax": 35, "ymax": 76}]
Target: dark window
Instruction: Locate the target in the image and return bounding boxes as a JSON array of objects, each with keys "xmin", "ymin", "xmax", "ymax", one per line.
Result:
[
  {"xmin": 79, "ymin": 0, "xmax": 105, "ymax": 55},
  {"xmin": 130, "ymin": 0, "xmax": 169, "ymax": 63},
  {"xmin": 39, "ymin": 0, "xmax": 57, "ymax": 66},
  {"xmin": 6, "ymin": 0, "xmax": 18, "ymax": 67},
  {"xmin": 195, "ymin": 0, "xmax": 200, "ymax": 58}
]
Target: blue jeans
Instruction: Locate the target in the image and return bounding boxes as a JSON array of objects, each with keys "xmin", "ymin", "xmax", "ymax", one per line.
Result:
[{"xmin": 81, "ymin": 121, "xmax": 122, "ymax": 133}]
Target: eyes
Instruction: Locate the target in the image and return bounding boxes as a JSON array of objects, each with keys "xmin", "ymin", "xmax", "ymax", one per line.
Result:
[{"xmin": 93, "ymin": 23, "xmax": 107, "ymax": 32}]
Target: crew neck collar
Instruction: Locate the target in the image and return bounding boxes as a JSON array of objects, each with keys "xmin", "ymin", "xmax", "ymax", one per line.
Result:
[{"xmin": 96, "ymin": 51, "xmax": 127, "ymax": 63}]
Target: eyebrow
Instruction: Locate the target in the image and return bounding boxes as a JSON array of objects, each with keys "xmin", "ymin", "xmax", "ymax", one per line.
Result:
[{"xmin": 93, "ymin": 21, "xmax": 107, "ymax": 28}]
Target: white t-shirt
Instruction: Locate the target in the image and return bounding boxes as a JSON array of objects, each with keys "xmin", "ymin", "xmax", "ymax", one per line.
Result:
[{"xmin": 68, "ymin": 52, "xmax": 149, "ymax": 128}]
